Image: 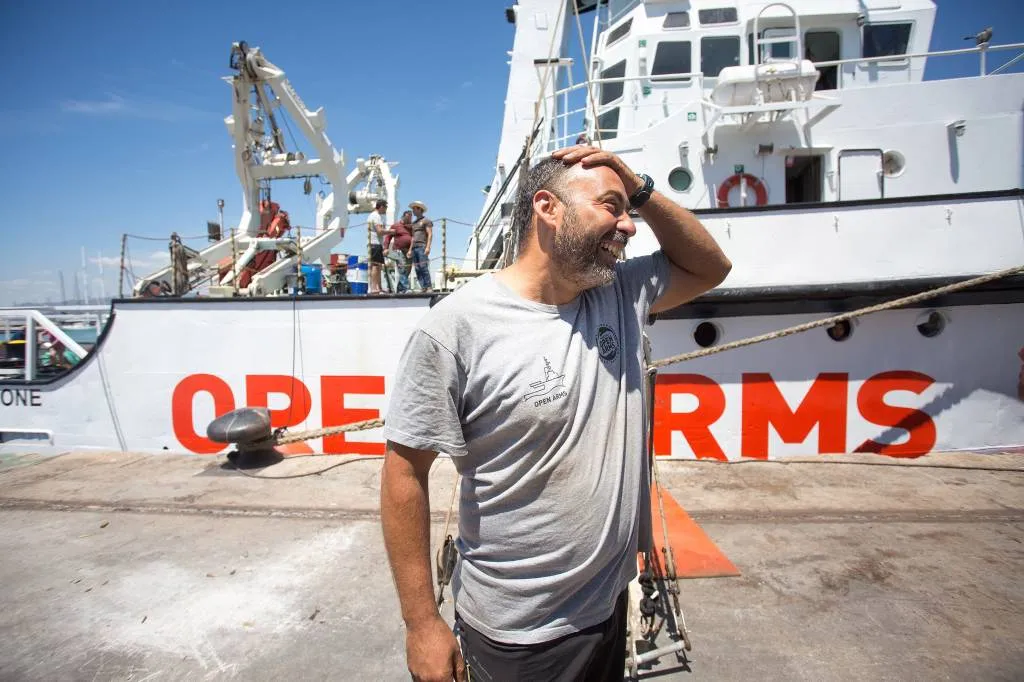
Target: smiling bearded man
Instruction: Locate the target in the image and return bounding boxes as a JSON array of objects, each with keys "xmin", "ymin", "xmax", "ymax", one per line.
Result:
[{"xmin": 380, "ymin": 145, "xmax": 732, "ymax": 682}]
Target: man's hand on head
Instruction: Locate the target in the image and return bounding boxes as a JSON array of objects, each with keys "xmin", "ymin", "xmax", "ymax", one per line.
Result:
[{"xmin": 551, "ymin": 144, "xmax": 643, "ymax": 196}]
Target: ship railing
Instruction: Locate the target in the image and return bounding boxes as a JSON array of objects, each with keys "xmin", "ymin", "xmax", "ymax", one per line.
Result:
[
  {"xmin": 812, "ymin": 41, "xmax": 1024, "ymax": 88},
  {"xmin": 541, "ymin": 41, "xmax": 1024, "ymax": 150},
  {"xmin": 0, "ymin": 308, "xmax": 101, "ymax": 381},
  {"xmin": 542, "ymin": 72, "xmax": 707, "ymax": 150}
]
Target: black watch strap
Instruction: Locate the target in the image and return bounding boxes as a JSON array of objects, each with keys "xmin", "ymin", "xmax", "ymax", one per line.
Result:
[{"xmin": 629, "ymin": 173, "xmax": 655, "ymax": 209}]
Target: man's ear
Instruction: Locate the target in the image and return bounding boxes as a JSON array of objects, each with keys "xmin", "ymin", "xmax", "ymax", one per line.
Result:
[{"xmin": 532, "ymin": 189, "xmax": 561, "ymax": 227}]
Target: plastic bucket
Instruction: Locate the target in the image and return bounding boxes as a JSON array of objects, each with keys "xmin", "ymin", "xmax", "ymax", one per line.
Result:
[
  {"xmin": 300, "ymin": 263, "xmax": 323, "ymax": 294},
  {"xmin": 348, "ymin": 260, "xmax": 368, "ymax": 295}
]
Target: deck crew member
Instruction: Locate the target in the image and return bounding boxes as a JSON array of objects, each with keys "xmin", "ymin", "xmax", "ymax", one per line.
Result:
[
  {"xmin": 368, "ymin": 199, "xmax": 388, "ymax": 294},
  {"xmin": 381, "ymin": 144, "xmax": 731, "ymax": 682},
  {"xmin": 408, "ymin": 201, "xmax": 433, "ymax": 292},
  {"xmin": 385, "ymin": 210, "xmax": 415, "ymax": 294}
]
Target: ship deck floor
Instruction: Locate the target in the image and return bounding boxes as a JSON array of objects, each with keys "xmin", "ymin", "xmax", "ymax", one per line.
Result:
[{"xmin": 0, "ymin": 449, "xmax": 1020, "ymax": 681}]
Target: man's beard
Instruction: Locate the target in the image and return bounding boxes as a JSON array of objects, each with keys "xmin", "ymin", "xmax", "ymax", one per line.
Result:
[{"xmin": 552, "ymin": 203, "xmax": 626, "ymax": 290}]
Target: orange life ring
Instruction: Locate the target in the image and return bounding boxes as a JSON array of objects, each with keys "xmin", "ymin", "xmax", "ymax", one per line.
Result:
[{"xmin": 717, "ymin": 173, "xmax": 768, "ymax": 208}]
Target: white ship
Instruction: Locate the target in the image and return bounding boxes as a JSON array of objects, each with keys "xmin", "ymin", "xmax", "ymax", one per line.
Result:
[{"xmin": 1, "ymin": 0, "xmax": 1022, "ymax": 463}]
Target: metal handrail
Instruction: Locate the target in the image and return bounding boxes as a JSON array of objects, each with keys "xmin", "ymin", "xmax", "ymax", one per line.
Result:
[
  {"xmin": 754, "ymin": 3, "xmax": 802, "ymax": 67},
  {"xmin": 990, "ymin": 50, "xmax": 1024, "ymax": 75},
  {"xmin": 1, "ymin": 309, "xmax": 92, "ymax": 381},
  {"xmin": 810, "ymin": 41, "xmax": 1024, "ymax": 70},
  {"xmin": 548, "ymin": 41, "xmax": 1024, "ymax": 103},
  {"xmin": 540, "ymin": 40, "xmax": 1024, "ymax": 147},
  {"xmin": 549, "ymin": 71, "xmax": 706, "ymax": 100}
]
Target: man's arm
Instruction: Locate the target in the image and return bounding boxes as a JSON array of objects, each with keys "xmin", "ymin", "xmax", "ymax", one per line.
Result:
[
  {"xmin": 551, "ymin": 145, "xmax": 732, "ymax": 314},
  {"xmin": 381, "ymin": 441, "xmax": 466, "ymax": 681},
  {"xmin": 424, "ymin": 222, "xmax": 433, "ymax": 256},
  {"xmin": 635, "ymin": 191, "xmax": 732, "ymax": 314}
]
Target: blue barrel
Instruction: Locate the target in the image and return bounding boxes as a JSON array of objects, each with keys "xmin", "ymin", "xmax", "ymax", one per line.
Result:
[{"xmin": 300, "ymin": 263, "xmax": 322, "ymax": 294}]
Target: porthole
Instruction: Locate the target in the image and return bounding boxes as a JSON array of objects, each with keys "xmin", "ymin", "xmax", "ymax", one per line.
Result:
[
  {"xmin": 693, "ymin": 321, "xmax": 720, "ymax": 348},
  {"xmin": 916, "ymin": 310, "xmax": 946, "ymax": 338},
  {"xmin": 668, "ymin": 167, "xmax": 693, "ymax": 192},
  {"xmin": 826, "ymin": 320, "xmax": 852, "ymax": 342}
]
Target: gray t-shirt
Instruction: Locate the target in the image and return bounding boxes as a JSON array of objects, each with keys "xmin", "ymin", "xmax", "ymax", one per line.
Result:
[
  {"xmin": 383, "ymin": 251, "xmax": 671, "ymax": 645},
  {"xmin": 410, "ymin": 218, "xmax": 431, "ymax": 247}
]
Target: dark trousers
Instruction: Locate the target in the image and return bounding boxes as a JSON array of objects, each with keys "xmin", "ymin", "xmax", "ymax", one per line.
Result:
[{"xmin": 455, "ymin": 590, "xmax": 628, "ymax": 682}]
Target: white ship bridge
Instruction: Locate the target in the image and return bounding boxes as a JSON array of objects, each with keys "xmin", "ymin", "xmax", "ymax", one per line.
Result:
[{"xmin": 468, "ymin": 0, "xmax": 1024, "ymax": 291}]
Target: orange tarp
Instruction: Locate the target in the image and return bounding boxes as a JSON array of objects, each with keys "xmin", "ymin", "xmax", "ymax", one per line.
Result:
[{"xmin": 650, "ymin": 483, "xmax": 740, "ymax": 579}]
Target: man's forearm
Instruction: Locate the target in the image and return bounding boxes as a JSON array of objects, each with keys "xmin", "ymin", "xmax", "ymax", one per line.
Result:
[
  {"xmin": 381, "ymin": 457, "xmax": 440, "ymax": 627},
  {"xmin": 637, "ymin": 191, "xmax": 731, "ymax": 285}
]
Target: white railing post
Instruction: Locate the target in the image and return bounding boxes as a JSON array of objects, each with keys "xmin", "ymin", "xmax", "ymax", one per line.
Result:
[{"xmin": 24, "ymin": 314, "xmax": 35, "ymax": 381}]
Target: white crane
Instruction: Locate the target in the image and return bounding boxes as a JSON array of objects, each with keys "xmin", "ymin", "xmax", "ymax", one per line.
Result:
[{"xmin": 133, "ymin": 41, "xmax": 399, "ymax": 297}]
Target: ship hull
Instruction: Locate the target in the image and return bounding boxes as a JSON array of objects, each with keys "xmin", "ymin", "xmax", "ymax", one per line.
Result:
[{"xmin": 2, "ymin": 282, "xmax": 1021, "ymax": 459}]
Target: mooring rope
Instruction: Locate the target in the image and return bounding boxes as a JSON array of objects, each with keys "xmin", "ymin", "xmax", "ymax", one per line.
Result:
[
  {"xmin": 650, "ymin": 263, "xmax": 1024, "ymax": 369},
  {"xmin": 269, "ymin": 263, "xmax": 1023, "ymax": 445},
  {"xmin": 274, "ymin": 417, "xmax": 385, "ymax": 444}
]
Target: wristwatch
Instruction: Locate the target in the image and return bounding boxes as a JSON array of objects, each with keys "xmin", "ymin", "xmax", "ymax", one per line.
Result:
[{"xmin": 629, "ymin": 173, "xmax": 654, "ymax": 209}]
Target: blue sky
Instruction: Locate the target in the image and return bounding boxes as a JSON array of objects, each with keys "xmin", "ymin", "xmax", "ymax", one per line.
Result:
[{"xmin": 0, "ymin": 0, "xmax": 1021, "ymax": 305}]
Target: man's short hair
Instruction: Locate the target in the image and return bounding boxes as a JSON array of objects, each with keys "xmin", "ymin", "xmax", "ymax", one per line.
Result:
[
  {"xmin": 375, "ymin": 199, "xmax": 388, "ymax": 209},
  {"xmin": 511, "ymin": 157, "xmax": 571, "ymax": 249}
]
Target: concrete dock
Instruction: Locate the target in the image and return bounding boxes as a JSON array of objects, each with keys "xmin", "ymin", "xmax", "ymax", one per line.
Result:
[{"xmin": 0, "ymin": 449, "xmax": 1020, "ymax": 681}]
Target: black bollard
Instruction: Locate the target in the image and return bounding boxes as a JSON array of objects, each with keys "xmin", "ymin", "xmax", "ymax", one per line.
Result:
[{"xmin": 206, "ymin": 407, "xmax": 283, "ymax": 469}]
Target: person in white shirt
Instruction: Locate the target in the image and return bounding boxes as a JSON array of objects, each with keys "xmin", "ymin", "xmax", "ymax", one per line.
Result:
[{"xmin": 367, "ymin": 199, "xmax": 388, "ymax": 294}]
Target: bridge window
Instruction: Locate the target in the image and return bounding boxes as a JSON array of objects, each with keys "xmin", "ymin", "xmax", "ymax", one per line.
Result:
[
  {"xmin": 606, "ymin": 18, "xmax": 632, "ymax": 46},
  {"xmin": 806, "ymin": 30, "xmax": 840, "ymax": 90},
  {"xmin": 701, "ymin": 36, "xmax": 740, "ymax": 78},
  {"xmin": 600, "ymin": 60, "xmax": 626, "ymax": 105},
  {"xmin": 652, "ymin": 41, "xmax": 692, "ymax": 81},
  {"xmin": 747, "ymin": 28, "xmax": 795, "ymax": 64},
  {"xmin": 597, "ymin": 108, "xmax": 620, "ymax": 140},
  {"xmin": 698, "ymin": 8, "xmax": 738, "ymax": 25},
  {"xmin": 663, "ymin": 12, "xmax": 690, "ymax": 29},
  {"xmin": 863, "ymin": 23, "xmax": 912, "ymax": 58}
]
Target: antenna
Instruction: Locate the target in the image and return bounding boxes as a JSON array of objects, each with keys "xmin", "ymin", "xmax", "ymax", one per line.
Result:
[
  {"xmin": 97, "ymin": 249, "xmax": 106, "ymax": 301},
  {"xmin": 81, "ymin": 246, "xmax": 90, "ymax": 305}
]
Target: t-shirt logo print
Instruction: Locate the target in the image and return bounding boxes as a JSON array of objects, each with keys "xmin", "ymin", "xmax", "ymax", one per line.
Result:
[
  {"xmin": 597, "ymin": 325, "xmax": 619, "ymax": 361},
  {"xmin": 523, "ymin": 357, "xmax": 566, "ymax": 402}
]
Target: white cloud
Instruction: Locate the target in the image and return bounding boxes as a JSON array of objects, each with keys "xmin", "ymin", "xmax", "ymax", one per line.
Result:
[
  {"xmin": 91, "ymin": 250, "xmax": 166, "ymax": 265},
  {"xmin": 60, "ymin": 92, "xmax": 213, "ymax": 123},
  {"xmin": 90, "ymin": 255, "xmax": 124, "ymax": 267},
  {"xmin": 61, "ymin": 94, "xmax": 127, "ymax": 115},
  {"xmin": 433, "ymin": 96, "xmax": 452, "ymax": 112},
  {"xmin": 461, "ymin": 81, "xmax": 473, "ymax": 89}
]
